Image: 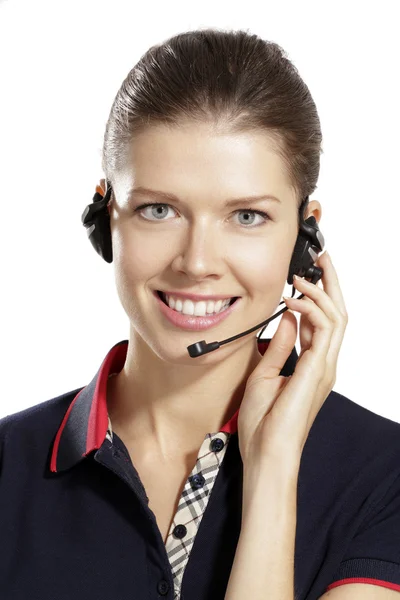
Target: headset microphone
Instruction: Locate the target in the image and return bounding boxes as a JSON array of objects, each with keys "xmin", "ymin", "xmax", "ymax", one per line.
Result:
[
  {"xmin": 186, "ymin": 266, "xmax": 322, "ymax": 357},
  {"xmin": 81, "ymin": 180, "xmax": 325, "ymax": 358}
]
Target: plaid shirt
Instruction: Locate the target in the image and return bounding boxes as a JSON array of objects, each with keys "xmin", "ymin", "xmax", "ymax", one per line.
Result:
[{"xmin": 104, "ymin": 374, "xmax": 232, "ymax": 599}]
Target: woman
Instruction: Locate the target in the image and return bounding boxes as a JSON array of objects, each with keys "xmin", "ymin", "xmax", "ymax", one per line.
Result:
[{"xmin": 1, "ymin": 28, "xmax": 400, "ymax": 600}]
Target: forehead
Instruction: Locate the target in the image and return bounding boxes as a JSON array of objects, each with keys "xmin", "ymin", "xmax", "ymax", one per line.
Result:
[
  {"xmin": 116, "ymin": 122, "xmax": 294, "ymax": 206},
  {"xmin": 127, "ymin": 122, "xmax": 284, "ymax": 167}
]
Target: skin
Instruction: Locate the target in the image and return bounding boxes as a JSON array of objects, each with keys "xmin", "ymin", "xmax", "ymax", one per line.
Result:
[{"xmin": 105, "ymin": 121, "xmax": 322, "ymax": 466}]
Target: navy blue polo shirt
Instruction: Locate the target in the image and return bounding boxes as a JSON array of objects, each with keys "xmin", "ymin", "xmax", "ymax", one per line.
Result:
[{"xmin": 1, "ymin": 338, "xmax": 400, "ymax": 600}]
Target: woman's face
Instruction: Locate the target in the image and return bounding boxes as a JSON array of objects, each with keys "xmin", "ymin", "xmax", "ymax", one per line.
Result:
[{"xmin": 108, "ymin": 122, "xmax": 303, "ymax": 364}]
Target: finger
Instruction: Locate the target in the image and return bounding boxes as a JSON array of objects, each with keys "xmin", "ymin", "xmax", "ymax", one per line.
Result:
[
  {"xmin": 291, "ymin": 267, "xmax": 345, "ymax": 367},
  {"xmin": 316, "ymin": 251, "xmax": 348, "ymax": 319},
  {"xmin": 292, "ymin": 274, "xmax": 339, "ymax": 327},
  {"xmin": 296, "ymin": 295, "xmax": 332, "ymax": 358},
  {"xmin": 248, "ymin": 309, "xmax": 298, "ymax": 383},
  {"xmin": 283, "ymin": 292, "xmax": 333, "ymax": 375},
  {"xmin": 297, "ymin": 297, "xmax": 314, "ymax": 357},
  {"xmin": 315, "ymin": 251, "xmax": 348, "ymax": 378},
  {"xmin": 325, "ymin": 316, "xmax": 347, "ymax": 385}
]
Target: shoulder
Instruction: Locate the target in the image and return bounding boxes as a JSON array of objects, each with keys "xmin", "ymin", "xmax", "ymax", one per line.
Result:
[
  {"xmin": 300, "ymin": 388, "xmax": 400, "ymax": 508},
  {"xmin": 0, "ymin": 388, "xmax": 83, "ymax": 461},
  {"xmin": 314, "ymin": 389, "xmax": 400, "ymax": 445},
  {"xmin": 307, "ymin": 388, "xmax": 400, "ymax": 459}
]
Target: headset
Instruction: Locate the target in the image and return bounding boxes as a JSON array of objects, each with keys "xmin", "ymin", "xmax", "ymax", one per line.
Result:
[{"xmin": 81, "ymin": 180, "xmax": 325, "ymax": 357}]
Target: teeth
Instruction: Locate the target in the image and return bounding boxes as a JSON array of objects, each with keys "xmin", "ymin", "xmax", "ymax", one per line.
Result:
[{"xmin": 163, "ymin": 293, "xmax": 232, "ymax": 316}]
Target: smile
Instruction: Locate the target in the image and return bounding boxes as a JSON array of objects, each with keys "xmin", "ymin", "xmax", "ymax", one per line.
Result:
[
  {"xmin": 157, "ymin": 290, "xmax": 237, "ymax": 316},
  {"xmin": 154, "ymin": 290, "xmax": 241, "ymax": 331}
]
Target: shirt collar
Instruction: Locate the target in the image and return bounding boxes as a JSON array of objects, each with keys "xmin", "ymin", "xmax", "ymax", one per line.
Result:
[{"xmin": 50, "ymin": 338, "xmax": 298, "ymax": 473}]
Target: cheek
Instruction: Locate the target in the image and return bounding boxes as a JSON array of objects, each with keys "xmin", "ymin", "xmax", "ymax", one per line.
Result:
[
  {"xmin": 113, "ymin": 228, "xmax": 161, "ymax": 282},
  {"xmin": 231, "ymin": 237, "xmax": 293, "ymax": 290},
  {"xmin": 111, "ymin": 231, "xmax": 160, "ymax": 322}
]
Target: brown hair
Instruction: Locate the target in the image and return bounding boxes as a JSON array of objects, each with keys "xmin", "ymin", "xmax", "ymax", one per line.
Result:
[{"xmin": 101, "ymin": 27, "xmax": 323, "ymax": 225}]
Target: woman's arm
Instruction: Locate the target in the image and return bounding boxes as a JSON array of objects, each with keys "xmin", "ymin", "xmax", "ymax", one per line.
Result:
[
  {"xmin": 224, "ymin": 457, "xmax": 300, "ymax": 600},
  {"xmin": 224, "ymin": 252, "xmax": 346, "ymax": 598},
  {"xmin": 224, "ymin": 252, "xmax": 347, "ymax": 598}
]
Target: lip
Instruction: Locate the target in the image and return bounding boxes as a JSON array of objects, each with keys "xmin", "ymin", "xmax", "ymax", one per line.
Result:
[
  {"xmin": 159, "ymin": 290, "xmax": 239, "ymax": 302},
  {"xmin": 153, "ymin": 290, "xmax": 241, "ymax": 331}
]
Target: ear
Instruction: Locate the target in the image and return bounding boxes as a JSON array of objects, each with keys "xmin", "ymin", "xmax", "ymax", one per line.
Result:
[{"xmin": 305, "ymin": 199, "xmax": 322, "ymax": 224}]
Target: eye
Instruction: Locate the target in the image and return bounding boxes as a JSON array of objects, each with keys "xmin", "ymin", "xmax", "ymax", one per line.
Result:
[
  {"xmin": 232, "ymin": 209, "xmax": 270, "ymax": 227},
  {"xmin": 133, "ymin": 203, "xmax": 271, "ymax": 228},
  {"xmin": 134, "ymin": 203, "xmax": 174, "ymax": 221}
]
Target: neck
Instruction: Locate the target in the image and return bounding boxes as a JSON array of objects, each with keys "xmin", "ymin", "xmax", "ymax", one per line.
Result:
[{"xmin": 106, "ymin": 332, "xmax": 263, "ymax": 460}]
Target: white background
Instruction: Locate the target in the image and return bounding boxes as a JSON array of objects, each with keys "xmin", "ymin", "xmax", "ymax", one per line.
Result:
[{"xmin": 0, "ymin": 0, "xmax": 399, "ymax": 421}]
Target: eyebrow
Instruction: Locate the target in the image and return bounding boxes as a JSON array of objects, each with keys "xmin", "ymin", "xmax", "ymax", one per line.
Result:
[{"xmin": 127, "ymin": 186, "xmax": 281, "ymax": 207}]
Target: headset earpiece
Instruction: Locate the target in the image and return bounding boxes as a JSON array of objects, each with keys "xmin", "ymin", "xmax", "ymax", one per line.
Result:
[
  {"xmin": 287, "ymin": 197, "xmax": 325, "ymax": 286},
  {"xmin": 81, "ymin": 182, "xmax": 113, "ymax": 263}
]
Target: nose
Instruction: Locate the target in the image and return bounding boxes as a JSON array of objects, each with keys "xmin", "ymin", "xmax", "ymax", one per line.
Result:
[{"xmin": 170, "ymin": 220, "xmax": 226, "ymax": 281}]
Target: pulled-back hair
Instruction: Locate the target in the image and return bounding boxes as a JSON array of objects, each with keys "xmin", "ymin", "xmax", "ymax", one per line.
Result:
[{"xmin": 101, "ymin": 27, "xmax": 323, "ymax": 224}]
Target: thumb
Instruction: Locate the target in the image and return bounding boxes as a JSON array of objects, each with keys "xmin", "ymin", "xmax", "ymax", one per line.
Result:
[{"xmin": 248, "ymin": 309, "xmax": 297, "ymax": 383}]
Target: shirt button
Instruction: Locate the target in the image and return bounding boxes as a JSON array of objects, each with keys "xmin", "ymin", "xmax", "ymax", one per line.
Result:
[
  {"xmin": 173, "ymin": 524, "xmax": 187, "ymax": 539},
  {"xmin": 157, "ymin": 579, "xmax": 170, "ymax": 595},
  {"xmin": 190, "ymin": 473, "xmax": 205, "ymax": 489},
  {"xmin": 211, "ymin": 437, "xmax": 225, "ymax": 452}
]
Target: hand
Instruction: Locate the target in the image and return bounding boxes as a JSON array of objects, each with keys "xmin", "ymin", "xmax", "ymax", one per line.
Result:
[{"xmin": 237, "ymin": 251, "xmax": 348, "ymax": 469}]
